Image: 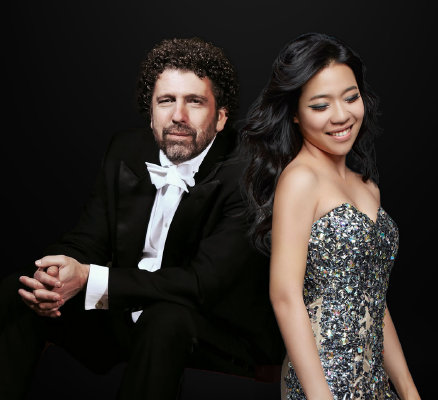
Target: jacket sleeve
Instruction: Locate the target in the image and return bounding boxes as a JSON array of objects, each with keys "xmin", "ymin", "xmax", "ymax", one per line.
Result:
[{"xmin": 43, "ymin": 137, "xmax": 115, "ymax": 267}]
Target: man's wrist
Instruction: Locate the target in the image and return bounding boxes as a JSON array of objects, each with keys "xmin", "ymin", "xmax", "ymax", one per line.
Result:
[{"xmin": 80, "ymin": 264, "xmax": 91, "ymax": 291}]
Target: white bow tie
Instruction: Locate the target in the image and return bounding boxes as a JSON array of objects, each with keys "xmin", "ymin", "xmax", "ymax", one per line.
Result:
[{"xmin": 146, "ymin": 162, "xmax": 196, "ymax": 192}]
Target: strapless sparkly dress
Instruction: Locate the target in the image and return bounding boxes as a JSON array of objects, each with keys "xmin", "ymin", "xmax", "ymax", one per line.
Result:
[{"xmin": 283, "ymin": 203, "xmax": 399, "ymax": 400}]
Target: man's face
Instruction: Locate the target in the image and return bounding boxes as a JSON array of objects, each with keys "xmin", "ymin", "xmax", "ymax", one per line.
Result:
[{"xmin": 150, "ymin": 69, "xmax": 227, "ymax": 164}]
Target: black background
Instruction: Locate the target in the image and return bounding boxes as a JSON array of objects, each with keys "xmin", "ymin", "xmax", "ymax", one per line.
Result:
[{"xmin": 3, "ymin": 1, "xmax": 434, "ymax": 399}]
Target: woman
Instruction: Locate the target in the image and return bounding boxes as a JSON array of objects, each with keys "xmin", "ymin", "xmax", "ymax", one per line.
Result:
[{"xmin": 239, "ymin": 33, "xmax": 420, "ymax": 399}]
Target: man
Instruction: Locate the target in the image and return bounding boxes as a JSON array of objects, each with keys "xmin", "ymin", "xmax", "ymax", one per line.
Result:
[{"xmin": 0, "ymin": 38, "xmax": 283, "ymax": 399}]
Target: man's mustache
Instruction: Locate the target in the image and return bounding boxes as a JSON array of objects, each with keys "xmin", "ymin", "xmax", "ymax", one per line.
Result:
[{"xmin": 162, "ymin": 124, "xmax": 197, "ymax": 137}]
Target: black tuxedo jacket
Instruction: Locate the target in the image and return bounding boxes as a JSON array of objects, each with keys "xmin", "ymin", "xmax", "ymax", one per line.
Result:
[{"xmin": 45, "ymin": 126, "xmax": 284, "ymax": 364}]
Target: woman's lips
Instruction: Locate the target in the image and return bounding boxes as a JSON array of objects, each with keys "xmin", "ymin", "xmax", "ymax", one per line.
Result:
[{"xmin": 326, "ymin": 126, "xmax": 352, "ymax": 141}]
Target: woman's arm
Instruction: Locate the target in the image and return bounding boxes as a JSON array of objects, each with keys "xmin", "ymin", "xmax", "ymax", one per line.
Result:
[
  {"xmin": 383, "ymin": 305, "xmax": 421, "ymax": 400},
  {"xmin": 270, "ymin": 165, "xmax": 333, "ymax": 400}
]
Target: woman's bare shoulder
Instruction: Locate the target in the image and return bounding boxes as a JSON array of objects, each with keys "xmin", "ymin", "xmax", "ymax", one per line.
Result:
[
  {"xmin": 274, "ymin": 162, "xmax": 320, "ymax": 214},
  {"xmin": 277, "ymin": 162, "xmax": 319, "ymax": 192}
]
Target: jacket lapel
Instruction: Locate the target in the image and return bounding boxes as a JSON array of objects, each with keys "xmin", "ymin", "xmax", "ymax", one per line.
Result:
[
  {"xmin": 194, "ymin": 127, "xmax": 235, "ymax": 183},
  {"xmin": 115, "ymin": 145, "xmax": 159, "ymax": 269},
  {"xmin": 161, "ymin": 179, "xmax": 222, "ymax": 269},
  {"xmin": 161, "ymin": 129, "xmax": 235, "ymax": 269}
]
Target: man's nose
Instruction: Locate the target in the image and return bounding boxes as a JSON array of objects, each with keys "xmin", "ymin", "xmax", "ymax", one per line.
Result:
[{"xmin": 171, "ymin": 102, "xmax": 188, "ymax": 124}]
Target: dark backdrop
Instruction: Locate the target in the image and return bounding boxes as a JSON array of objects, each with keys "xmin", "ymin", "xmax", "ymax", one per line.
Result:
[{"xmin": 3, "ymin": 1, "xmax": 434, "ymax": 399}]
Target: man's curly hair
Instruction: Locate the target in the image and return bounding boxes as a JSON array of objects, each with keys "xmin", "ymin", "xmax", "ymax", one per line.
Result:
[{"xmin": 136, "ymin": 37, "xmax": 238, "ymax": 126}]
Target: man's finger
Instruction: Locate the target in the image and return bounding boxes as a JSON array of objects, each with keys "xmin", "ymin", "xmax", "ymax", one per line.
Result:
[
  {"xmin": 33, "ymin": 288, "xmax": 62, "ymax": 303},
  {"xmin": 46, "ymin": 266, "xmax": 59, "ymax": 276},
  {"xmin": 21, "ymin": 297, "xmax": 61, "ymax": 318},
  {"xmin": 35, "ymin": 305, "xmax": 61, "ymax": 318},
  {"xmin": 19, "ymin": 276, "xmax": 46, "ymax": 290},
  {"xmin": 38, "ymin": 300, "xmax": 64, "ymax": 310},
  {"xmin": 35, "ymin": 255, "xmax": 67, "ymax": 269},
  {"xmin": 18, "ymin": 288, "xmax": 39, "ymax": 304},
  {"xmin": 29, "ymin": 303, "xmax": 61, "ymax": 318},
  {"xmin": 34, "ymin": 270, "xmax": 62, "ymax": 288}
]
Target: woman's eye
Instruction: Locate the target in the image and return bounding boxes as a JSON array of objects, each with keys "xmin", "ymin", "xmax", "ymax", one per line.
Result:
[
  {"xmin": 309, "ymin": 104, "xmax": 328, "ymax": 111},
  {"xmin": 346, "ymin": 93, "xmax": 360, "ymax": 103}
]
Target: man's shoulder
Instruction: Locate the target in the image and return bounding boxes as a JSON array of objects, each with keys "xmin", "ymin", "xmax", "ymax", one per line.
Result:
[
  {"xmin": 203, "ymin": 145, "xmax": 244, "ymax": 185},
  {"xmin": 108, "ymin": 127, "xmax": 155, "ymax": 150},
  {"xmin": 98, "ymin": 127, "xmax": 158, "ymax": 179},
  {"xmin": 215, "ymin": 155, "xmax": 246, "ymax": 178},
  {"xmin": 104, "ymin": 127, "xmax": 157, "ymax": 160}
]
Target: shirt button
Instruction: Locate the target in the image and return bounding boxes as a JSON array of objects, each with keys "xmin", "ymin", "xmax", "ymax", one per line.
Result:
[
  {"xmin": 95, "ymin": 301, "xmax": 103, "ymax": 309},
  {"xmin": 164, "ymin": 222, "xmax": 168, "ymax": 228}
]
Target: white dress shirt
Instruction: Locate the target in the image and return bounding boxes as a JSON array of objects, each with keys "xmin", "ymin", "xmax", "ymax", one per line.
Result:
[{"xmin": 85, "ymin": 138, "xmax": 215, "ymax": 323}]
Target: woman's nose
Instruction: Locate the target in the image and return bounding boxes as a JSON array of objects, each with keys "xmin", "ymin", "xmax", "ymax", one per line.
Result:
[{"xmin": 330, "ymin": 102, "xmax": 349, "ymax": 125}]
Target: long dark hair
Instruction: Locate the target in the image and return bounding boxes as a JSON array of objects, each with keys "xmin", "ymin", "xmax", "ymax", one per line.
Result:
[{"xmin": 238, "ymin": 33, "xmax": 381, "ymax": 255}]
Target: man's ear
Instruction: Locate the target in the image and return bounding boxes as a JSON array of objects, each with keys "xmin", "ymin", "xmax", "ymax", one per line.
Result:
[{"xmin": 215, "ymin": 108, "xmax": 228, "ymax": 132}]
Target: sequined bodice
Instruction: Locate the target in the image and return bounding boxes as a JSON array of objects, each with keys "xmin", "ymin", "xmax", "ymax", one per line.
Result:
[{"xmin": 284, "ymin": 203, "xmax": 399, "ymax": 400}]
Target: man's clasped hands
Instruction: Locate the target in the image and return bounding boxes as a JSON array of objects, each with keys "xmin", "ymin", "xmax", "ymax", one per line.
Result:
[{"xmin": 18, "ymin": 256, "xmax": 90, "ymax": 318}]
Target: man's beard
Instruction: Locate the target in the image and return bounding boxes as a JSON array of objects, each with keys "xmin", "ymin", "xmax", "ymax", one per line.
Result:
[{"xmin": 153, "ymin": 118, "xmax": 217, "ymax": 164}]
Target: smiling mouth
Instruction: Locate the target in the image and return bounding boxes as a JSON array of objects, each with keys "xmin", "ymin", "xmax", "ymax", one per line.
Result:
[{"xmin": 326, "ymin": 126, "xmax": 352, "ymax": 137}]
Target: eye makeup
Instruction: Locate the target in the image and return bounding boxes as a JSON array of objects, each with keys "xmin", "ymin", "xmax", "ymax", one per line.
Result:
[{"xmin": 308, "ymin": 92, "xmax": 361, "ymax": 111}]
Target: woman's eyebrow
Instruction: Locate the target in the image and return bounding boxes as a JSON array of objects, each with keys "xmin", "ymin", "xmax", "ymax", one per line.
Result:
[{"xmin": 308, "ymin": 85, "xmax": 358, "ymax": 101}]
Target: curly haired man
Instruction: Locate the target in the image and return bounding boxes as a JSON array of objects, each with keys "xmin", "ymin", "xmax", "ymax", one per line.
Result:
[{"xmin": 0, "ymin": 38, "xmax": 283, "ymax": 399}]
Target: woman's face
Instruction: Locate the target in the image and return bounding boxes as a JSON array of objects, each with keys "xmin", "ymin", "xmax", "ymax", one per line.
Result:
[{"xmin": 294, "ymin": 63, "xmax": 364, "ymax": 157}]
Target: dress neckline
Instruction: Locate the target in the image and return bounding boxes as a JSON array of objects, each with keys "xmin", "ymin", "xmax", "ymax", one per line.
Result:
[{"xmin": 312, "ymin": 203, "xmax": 382, "ymax": 227}]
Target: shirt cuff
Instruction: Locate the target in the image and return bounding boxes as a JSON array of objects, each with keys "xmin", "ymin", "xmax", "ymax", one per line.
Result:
[{"xmin": 85, "ymin": 264, "xmax": 109, "ymax": 310}]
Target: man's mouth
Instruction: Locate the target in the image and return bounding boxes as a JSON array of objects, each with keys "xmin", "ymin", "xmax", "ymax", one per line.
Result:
[
  {"xmin": 163, "ymin": 125, "xmax": 196, "ymax": 138},
  {"xmin": 167, "ymin": 131, "xmax": 192, "ymax": 136},
  {"xmin": 326, "ymin": 126, "xmax": 351, "ymax": 137}
]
